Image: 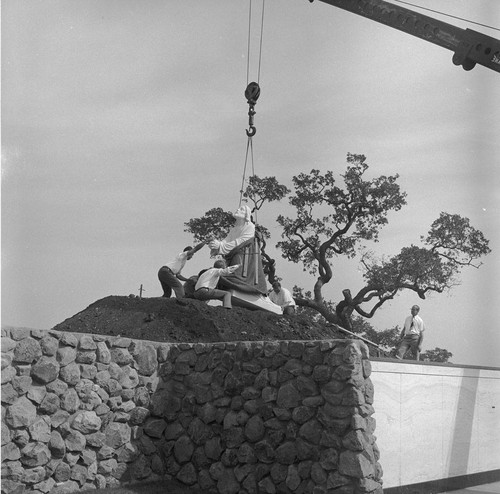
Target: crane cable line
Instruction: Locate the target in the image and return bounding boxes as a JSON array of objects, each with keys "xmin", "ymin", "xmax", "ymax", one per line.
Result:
[
  {"xmin": 393, "ymin": 0, "xmax": 500, "ymax": 32},
  {"xmin": 240, "ymin": 0, "xmax": 266, "ymax": 219},
  {"xmin": 239, "ymin": 136, "xmax": 255, "ymax": 207},
  {"xmin": 246, "ymin": 0, "xmax": 266, "ymax": 86}
]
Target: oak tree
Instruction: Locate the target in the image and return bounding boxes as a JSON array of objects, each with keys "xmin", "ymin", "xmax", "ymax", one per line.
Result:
[{"xmin": 277, "ymin": 154, "xmax": 491, "ymax": 330}]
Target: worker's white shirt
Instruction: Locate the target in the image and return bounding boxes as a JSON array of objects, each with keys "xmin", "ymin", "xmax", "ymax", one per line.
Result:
[
  {"xmin": 195, "ymin": 266, "xmax": 238, "ymax": 290},
  {"xmin": 269, "ymin": 287, "xmax": 296, "ymax": 308},
  {"xmin": 165, "ymin": 251, "xmax": 188, "ymax": 275},
  {"xmin": 403, "ymin": 314, "xmax": 425, "ymax": 336}
]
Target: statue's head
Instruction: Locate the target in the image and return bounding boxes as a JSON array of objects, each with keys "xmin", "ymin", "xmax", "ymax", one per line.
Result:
[{"xmin": 234, "ymin": 205, "xmax": 252, "ymax": 223}]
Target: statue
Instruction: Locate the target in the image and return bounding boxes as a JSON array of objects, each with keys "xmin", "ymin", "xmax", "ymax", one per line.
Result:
[
  {"xmin": 208, "ymin": 205, "xmax": 281, "ymax": 313},
  {"xmin": 208, "ymin": 205, "xmax": 267, "ymax": 295}
]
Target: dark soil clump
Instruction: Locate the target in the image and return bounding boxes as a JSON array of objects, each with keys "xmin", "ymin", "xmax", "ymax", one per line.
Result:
[{"xmin": 52, "ymin": 295, "xmax": 345, "ymax": 343}]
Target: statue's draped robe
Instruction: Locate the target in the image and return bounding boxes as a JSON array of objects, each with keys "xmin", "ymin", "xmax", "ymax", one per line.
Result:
[{"xmin": 210, "ymin": 222, "xmax": 268, "ymax": 295}]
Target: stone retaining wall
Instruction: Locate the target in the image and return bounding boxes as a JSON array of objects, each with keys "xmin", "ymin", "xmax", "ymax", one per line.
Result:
[{"xmin": 1, "ymin": 328, "xmax": 383, "ymax": 494}]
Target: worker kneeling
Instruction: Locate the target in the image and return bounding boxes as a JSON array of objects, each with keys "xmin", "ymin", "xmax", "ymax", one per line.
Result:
[{"xmin": 193, "ymin": 260, "xmax": 239, "ymax": 309}]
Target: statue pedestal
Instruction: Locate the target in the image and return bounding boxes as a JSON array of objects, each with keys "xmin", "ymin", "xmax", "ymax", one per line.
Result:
[{"xmin": 230, "ymin": 289, "xmax": 282, "ymax": 314}]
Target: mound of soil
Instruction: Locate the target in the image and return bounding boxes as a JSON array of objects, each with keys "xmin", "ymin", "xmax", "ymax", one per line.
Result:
[{"xmin": 52, "ymin": 295, "xmax": 346, "ymax": 343}]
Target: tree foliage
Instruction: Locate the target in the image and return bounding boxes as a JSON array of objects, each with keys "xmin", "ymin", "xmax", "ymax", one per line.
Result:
[
  {"xmin": 357, "ymin": 235, "xmax": 488, "ymax": 324},
  {"xmin": 277, "ymin": 154, "xmax": 408, "ymax": 328},
  {"xmin": 420, "ymin": 347, "xmax": 453, "ymax": 363},
  {"xmin": 243, "ymin": 176, "xmax": 290, "ymax": 212},
  {"xmin": 276, "ymin": 154, "xmax": 490, "ymax": 330},
  {"xmin": 184, "ymin": 207, "xmax": 235, "ymax": 244},
  {"xmin": 277, "ymin": 154, "xmax": 406, "ymax": 270},
  {"xmin": 361, "ymin": 213, "xmax": 491, "ymax": 305}
]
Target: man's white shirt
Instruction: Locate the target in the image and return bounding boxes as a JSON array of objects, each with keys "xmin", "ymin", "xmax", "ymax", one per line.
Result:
[
  {"xmin": 403, "ymin": 315, "xmax": 425, "ymax": 336},
  {"xmin": 269, "ymin": 288, "xmax": 296, "ymax": 309}
]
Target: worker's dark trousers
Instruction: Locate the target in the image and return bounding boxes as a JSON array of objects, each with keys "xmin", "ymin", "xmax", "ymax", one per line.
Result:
[{"xmin": 158, "ymin": 266, "xmax": 185, "ymax": 299}]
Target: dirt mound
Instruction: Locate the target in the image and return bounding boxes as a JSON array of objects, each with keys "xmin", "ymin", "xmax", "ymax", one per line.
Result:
[{"xmin": 52, "ymin": 295, "xmax": 346, "ymax": 343}]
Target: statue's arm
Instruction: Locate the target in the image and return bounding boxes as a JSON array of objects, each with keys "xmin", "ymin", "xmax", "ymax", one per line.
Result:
[{"xmin": 209, "ymin": 226, "xmax": 255, "ymax": 255}]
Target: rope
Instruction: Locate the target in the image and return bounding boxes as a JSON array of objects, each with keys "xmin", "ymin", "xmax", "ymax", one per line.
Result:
[
  {"xmin": 250, "ymin": 134, "xmax": 257, "ymax": 224},
  {"xmin": 239, "ymin": 137, "xmax": 252, "ymax": 206}
]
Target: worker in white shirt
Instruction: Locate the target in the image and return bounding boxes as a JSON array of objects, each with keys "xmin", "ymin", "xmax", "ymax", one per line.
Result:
[
  {"xmin": 395, "ymin": 305, "xmax": 425, "ymax": 360},
  {"xmin": 158, "ymin": 242, "xmax": 205, "ymax": 300},
  {"xmin": 269, "ymin": 281, "xmax": 296, "ymax": 315},
  {"xmin": 193, "ymin": 260, "xmax": 240, "ymax": 309}
]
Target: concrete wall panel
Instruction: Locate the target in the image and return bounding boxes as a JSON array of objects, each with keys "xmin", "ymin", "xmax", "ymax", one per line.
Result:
[{"xmin": 371, "ymin": 360, "xmax": 500, "ymax": 489}]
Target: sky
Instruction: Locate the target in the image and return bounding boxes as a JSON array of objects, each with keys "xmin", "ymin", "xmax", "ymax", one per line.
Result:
[{"xmin": 2, "ymin": 0, "xmax": 499, "ymax": 367}]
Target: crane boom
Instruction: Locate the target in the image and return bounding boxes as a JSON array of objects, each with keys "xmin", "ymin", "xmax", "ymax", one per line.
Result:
[{"xmin": 312, "ymin": 0, "xmax": 500, "ymax": 73}]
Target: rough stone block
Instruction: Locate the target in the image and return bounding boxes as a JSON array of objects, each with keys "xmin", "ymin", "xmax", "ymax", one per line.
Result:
[
  {"xmin": 20, "ymin": 442, "xmax": 51, "ymax": 467},
  {"xmin": 277, "ymin": 381, "xmax": 301, "ymax": 409},
  {"xmin": 104, "ymin": 422, "xmax": 131, "ymax": 449},
  {"xmin": 72, "ymin": 411, "xmax": 102, "ymax": 434},
  {"xmin": 217, "ymin": 469, "xmax": 240, "ymax": 494},
  {"xmin": 40, "ymin": 336, "xmax": 58, "ymax": 357},
  {"xmin": 13, "ymin": 338, "xmax": 42, "ymax": 364},
  {"xmin": 110, "ymin": 348, "xmax": 133, "ymax": 365},
  {"xmin": 22, "ymin": 466, "xmax": 46, "ymax": 484},
  {"xmin": 6, "ymin": 396, "xmax": 37, "ymax": 428},
  {"xmin": 1, "ymin": 337, "xmax": 17, "ymax": 353},
  {"xmin": 338, "ymin": 450, "xmax": 375, "ymax": 478},
  {"xmin": 2, "ymin": 383, "xmax": 19, "ymax": 405},
  {"xmin": 76, "ymin": 350, "xmax": 96, "ymax": 365},
  {"xmin": 28, "ymin": 416, "xmax": 51, "ymax": 443},
  {"xmin": 2, "ymin": 442, "xmax": 21, "ymax": 462},
  {"xmin": 245, "ymin": 415, "xmax": 265, "ymax": 443},
  {"xmin": 1, "ymin": 479, "xmax": 26, "ymax": 494},
  {"xmin": 59, "ymin": 362, "xmax": 80, "ymax": 386},
  {"xmin": 78, "ymin": 336, "xmax": 97, "ymax": 351},
  {"xmin": 61, "ymin": 388, "xmax": 80, "ymax": 413}
]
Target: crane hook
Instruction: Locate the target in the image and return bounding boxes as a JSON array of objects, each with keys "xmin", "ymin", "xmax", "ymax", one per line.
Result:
[
  {"xmin": 245, "ymin": 82, "xmax": 260, "ymax": 137},
  {"xmin": 246, "ymin": 126, "xmax": 257, "ymax": 137}
]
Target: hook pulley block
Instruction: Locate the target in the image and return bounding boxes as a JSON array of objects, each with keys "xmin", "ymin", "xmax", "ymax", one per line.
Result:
[{"xmin": 245, "ymin": 82, "xmax": 260, "ymax": 105}]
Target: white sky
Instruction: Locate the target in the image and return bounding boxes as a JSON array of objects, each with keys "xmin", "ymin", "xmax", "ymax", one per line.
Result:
[{"xmin": 2, "ymin": 0, "xmax": 499, "ymax": 367}]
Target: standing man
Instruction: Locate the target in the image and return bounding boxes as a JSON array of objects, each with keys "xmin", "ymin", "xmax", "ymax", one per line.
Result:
[
  {"xmin": 269, "ymin": 281, "xmax": 296, "ymax": 315},
  {"xmin": 395, "ymin": 305, "xmax": 425, "ymax": 360},
  {"xmin": 158, "ymin": 242, "xmax": 205, "ymax": 301}
]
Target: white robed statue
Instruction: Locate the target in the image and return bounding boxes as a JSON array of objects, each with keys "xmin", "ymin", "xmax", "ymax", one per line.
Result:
[{"xmin": 208, "ymin": 205, "xmax": 281, "ymax": 313}]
